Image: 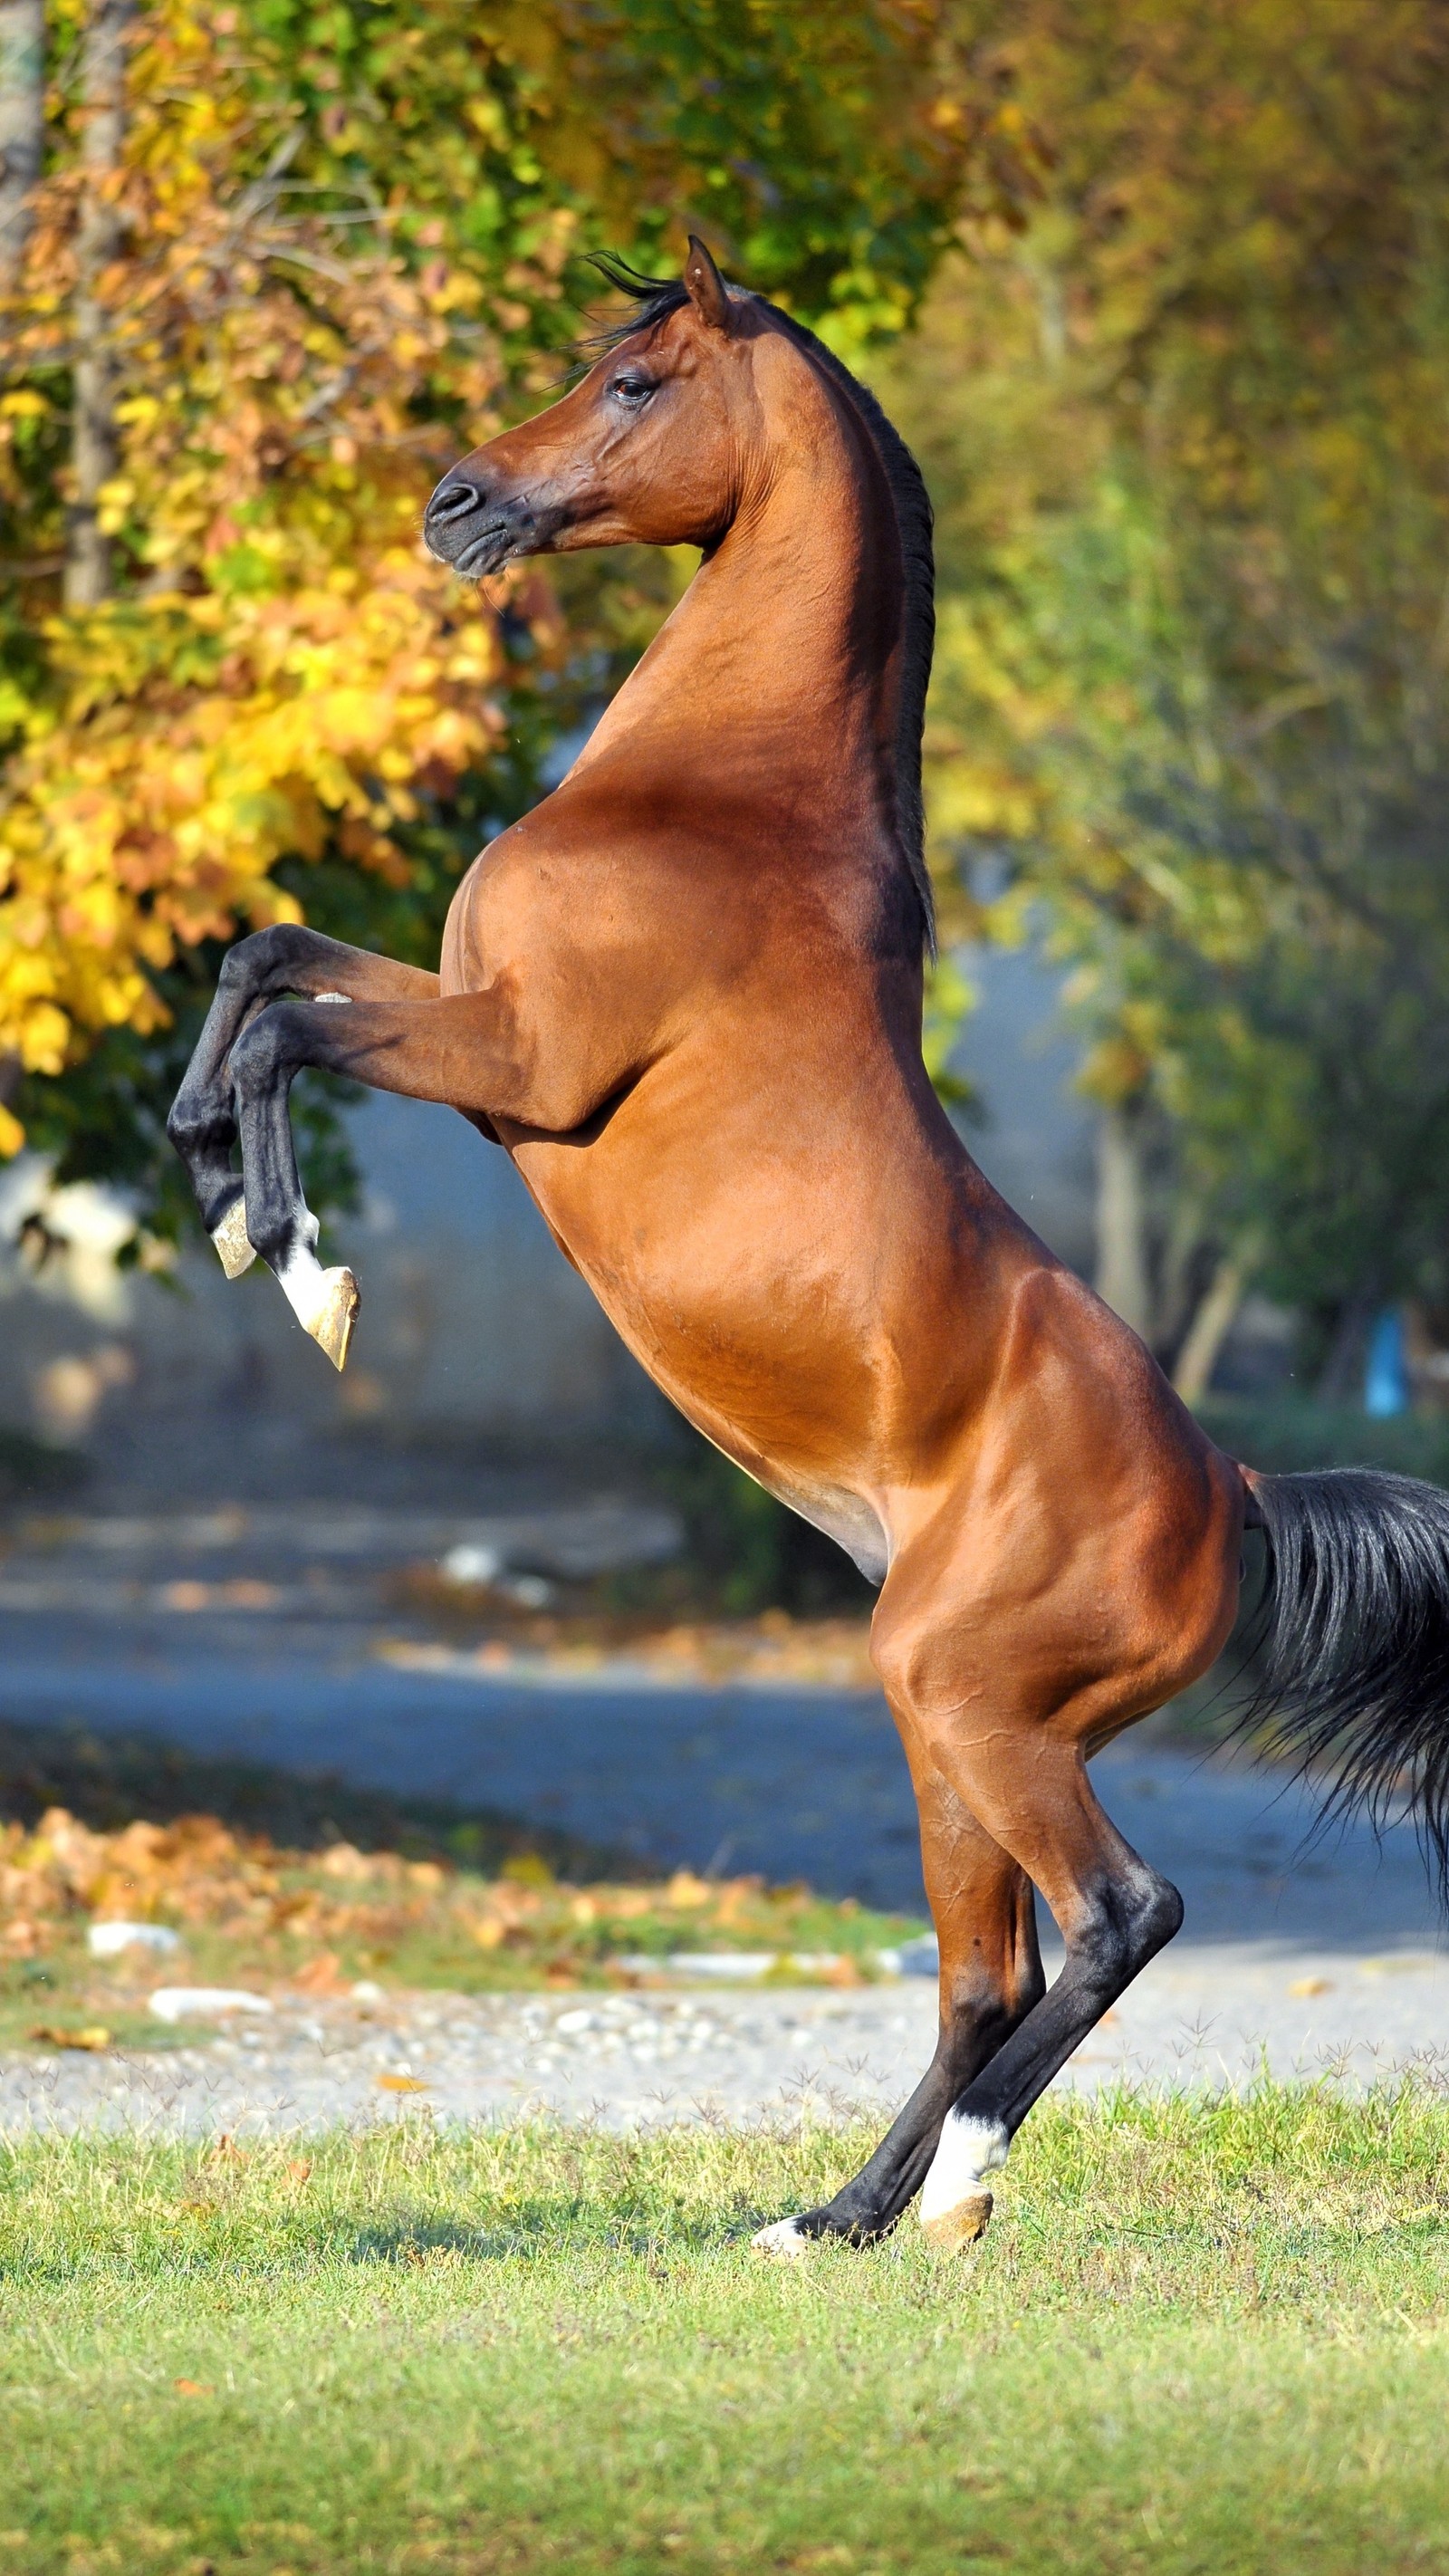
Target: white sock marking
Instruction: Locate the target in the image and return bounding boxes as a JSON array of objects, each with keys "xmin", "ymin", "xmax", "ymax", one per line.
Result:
[
  {"xmin": 752, "ymin": 2216, "xmax": 811, "ymax": 2259},
  {"xmin": 277, "ymin": 1239, "xmax": 335, "ymax": 1335},
  {"xmin": 919, "ymin": 2112, "xmax": 1009, "ymax": 2226}
]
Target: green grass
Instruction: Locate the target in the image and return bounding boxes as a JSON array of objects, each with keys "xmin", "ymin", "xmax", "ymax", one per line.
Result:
[{"xmin": 2, "ymin": 2087, "xmax": 1449, "ymax": 2571}]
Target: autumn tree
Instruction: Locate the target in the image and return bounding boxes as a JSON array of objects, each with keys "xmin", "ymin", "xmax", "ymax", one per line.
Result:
[
  {"xmin": 879, "ymin": 0, "xmax": 1449, "ymax": 1389},
  {"xmin": 0, "ymin": 0, "xmax": 1022, "ymax": 1237}
]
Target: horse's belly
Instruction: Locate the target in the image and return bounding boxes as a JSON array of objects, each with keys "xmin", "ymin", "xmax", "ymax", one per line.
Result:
[
  {"xmin": 531, "ymin": 1216, "xmax": 893, "ymax": 1581},
  {"xmin": 746, "ymin": 1463, "xmax": 890, "ymax": 1584}
]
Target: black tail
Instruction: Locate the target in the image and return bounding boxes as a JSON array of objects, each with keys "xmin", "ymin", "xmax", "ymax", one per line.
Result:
[{"xmin": 1243, "ymin": 1466, "xmax": 1449, "ymax": 1903}]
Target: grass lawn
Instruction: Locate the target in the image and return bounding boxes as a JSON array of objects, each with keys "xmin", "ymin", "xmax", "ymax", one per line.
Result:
[{"xmin": 1, "ymin": 2087, "xmax": 1448, "ymax": 2573}]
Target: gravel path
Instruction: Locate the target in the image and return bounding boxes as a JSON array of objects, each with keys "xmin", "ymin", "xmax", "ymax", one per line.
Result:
[{"xmin": 7, "ymin": 1940, "xmax": 1449, "ymax": 2138}]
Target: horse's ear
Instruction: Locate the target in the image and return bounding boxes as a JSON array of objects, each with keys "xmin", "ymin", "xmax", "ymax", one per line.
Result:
[{"xmin": 684, "ymin": 235, "xmax": 732, "ymax": 333}]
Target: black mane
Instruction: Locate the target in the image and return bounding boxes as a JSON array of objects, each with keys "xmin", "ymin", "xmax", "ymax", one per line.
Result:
[{"xmin": 582, "ymin": 257, "xmax": 937, "ymax": 957}]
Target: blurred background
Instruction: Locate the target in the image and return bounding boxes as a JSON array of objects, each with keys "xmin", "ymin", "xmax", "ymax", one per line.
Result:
[{"xmin": 2, "ymin": 0, "xmax": 1447, "ymax": 1946}]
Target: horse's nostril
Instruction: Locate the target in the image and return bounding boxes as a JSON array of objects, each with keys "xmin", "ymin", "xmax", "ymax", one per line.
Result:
[{"xmin": 425, "ymin": 477, "xmax": 483, "ymax": 527}]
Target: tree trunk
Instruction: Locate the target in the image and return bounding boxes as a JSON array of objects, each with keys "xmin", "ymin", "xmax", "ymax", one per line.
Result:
[
  {"xmin": 1094, "ymin": 1101, "xmax": 1153, "ymax": 1340},
  {"xmin": 65, "ymin": 0, "xmax": 132, "ymax": 610},
  {"xmin": 1317, "ymin": 1291, "xmax": 1377, "ymax": 1404},
  {"xmin": 0, "ymin": 0, "xmax": 43, "ymax": 287},
  {"xmin": 1154, "ymin": 1189, "xmax": 1210, "ymax": 1367},
  {"xmin": 1171, "ymin": 1233, "xmax": 1262, "ymax": 1409}
]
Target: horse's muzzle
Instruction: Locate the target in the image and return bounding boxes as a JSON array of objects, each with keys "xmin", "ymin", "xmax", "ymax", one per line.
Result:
[{"xmin": 423, "ymin": 475, "xmax": 535, "ymax": 575}]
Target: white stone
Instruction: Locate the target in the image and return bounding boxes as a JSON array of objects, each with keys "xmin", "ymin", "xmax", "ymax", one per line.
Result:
[
  {"xmin": 149, "ymin": 1987, "xmax": 273, "ymax": 2023},
  {"xmin": 88, "ymin": 1921, "xmax": 179, "ymax": 1958}
]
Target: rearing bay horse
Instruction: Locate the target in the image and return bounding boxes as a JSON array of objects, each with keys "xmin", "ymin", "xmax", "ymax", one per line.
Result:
[{"xmin": 170, "ymin": 238, "xmax": 1449, "ymax": 2254}]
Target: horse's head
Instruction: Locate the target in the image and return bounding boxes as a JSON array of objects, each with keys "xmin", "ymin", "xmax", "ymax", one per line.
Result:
[{"xmin": 423, "ymin": 239, "xmax": 759, "ymax": 574}]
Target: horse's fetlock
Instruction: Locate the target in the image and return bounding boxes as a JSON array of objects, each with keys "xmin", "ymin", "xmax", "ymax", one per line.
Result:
[
  {"xmin": 166, "ymin": 1099, "xmax": 208, "ymax": 1155},
  {"xmin": 167, "ymin": 1100, "xmax": 236, "ymax": 1180}
]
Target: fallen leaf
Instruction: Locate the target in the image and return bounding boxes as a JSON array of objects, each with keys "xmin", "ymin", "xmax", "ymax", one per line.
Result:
[
  {"xmin": 376, "ymin": 2072, "xmax": 429, "ymax": 2093},
  {"xmin": 667, "ymin": 1870, "xmax": 711, "ymax": 1908},
  {"xmin": 291, "ymin": 1951, "xmax": 345, "ymax": 1994},
  {"xmin": 1288, "ymin": 1976, "xmax": 1333, "ymax": 1998},
  {"xmin": 284, "ymin": 2158, "xmax": 312, "ymax": 2186},
  {"xmin": 173, "ymin": 2379, "xmax": 212, "ymax": 2397},
  {"xmin": 29, "ymin": 2024, "xmax": 110, "ymax": 2051}
]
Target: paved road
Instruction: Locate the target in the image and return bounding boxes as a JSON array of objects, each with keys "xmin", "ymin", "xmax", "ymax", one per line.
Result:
[{"xmin": 0, "ymin": 1504, "xmax": 1440, "ymax": 1947}]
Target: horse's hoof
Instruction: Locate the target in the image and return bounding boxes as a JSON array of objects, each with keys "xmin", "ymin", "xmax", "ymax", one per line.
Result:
[
  {"xmin": 211, "ymin": 1197, "xmax": 256, "ymax": 1280},
  {"xmin": 921, "ymin": 2188, "xmax": 993, "ymax": 2254},
  {"xmin": 752, "ymin": 2216, "xmax": 811, "ymax": 2260},
  {"xmin": 308, "ymin": 1267, "xmax": 360, "ymax": 1371}
]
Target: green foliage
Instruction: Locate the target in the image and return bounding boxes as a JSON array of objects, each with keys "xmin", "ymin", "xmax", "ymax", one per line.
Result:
[
  {"xmin": 878, "ymin": 0, "xmax": 1449, "ymax": 1337},
  {"xmin": 1199, "ymin": 1395, "xmax": 1449, "ymax": 1491}
]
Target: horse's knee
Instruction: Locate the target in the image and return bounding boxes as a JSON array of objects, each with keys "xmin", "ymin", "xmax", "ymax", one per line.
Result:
[{"xmin": 217, "ymin": 922, "xmax": 311, "ymax": 998}]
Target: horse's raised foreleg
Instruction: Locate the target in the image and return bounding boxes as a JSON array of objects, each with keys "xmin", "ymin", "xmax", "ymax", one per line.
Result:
[
  {"xmin": 168, "ymin": 926, "xmax": 438, "ymax": 1282},
  {"xmin": 753, "ymin": 1770, "xmax": 1043, "ymax": 2255},
  {"xmin": 221, "ymin": 987, "xmax": 546, "ymax": 1367}
]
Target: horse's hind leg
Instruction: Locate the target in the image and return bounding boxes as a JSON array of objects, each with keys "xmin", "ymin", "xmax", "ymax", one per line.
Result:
[
  {"xmin": 896, "ymin": 1711, "xmax": 1184, "ymax": 2254},
  {"xmin": 753, "ymin": 1764, "xmax": 1044, "ymax": 2255},
  {"xmin": 167, "ymin": 926, "xmax": 437, "ymax": 1280}
]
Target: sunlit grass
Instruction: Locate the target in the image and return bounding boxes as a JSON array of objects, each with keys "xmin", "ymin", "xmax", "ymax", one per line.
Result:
[{"xmin": 1, "ymin": 2085, "xmax": 1448, "ymax": 2571}]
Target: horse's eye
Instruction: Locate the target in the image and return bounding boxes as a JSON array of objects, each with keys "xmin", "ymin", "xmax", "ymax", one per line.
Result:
[{"xmin": 610, "ymin": 373, "xmax": 657, "ymax": 406}]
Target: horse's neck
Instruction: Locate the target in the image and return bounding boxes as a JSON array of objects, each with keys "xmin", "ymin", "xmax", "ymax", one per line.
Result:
[{"xmin": 571, "ymin": 403, "xmax": 903, "ymax": 822}]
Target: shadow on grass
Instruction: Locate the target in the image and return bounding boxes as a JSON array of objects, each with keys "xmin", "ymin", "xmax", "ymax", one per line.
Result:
[
  {"xmin": 0, "ymin": 2199, "xmax": 758, "ymax": 2285},
  {"xmin": 344, "ymin": 2200, "xmax": 761, "ymax": 2266}
]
